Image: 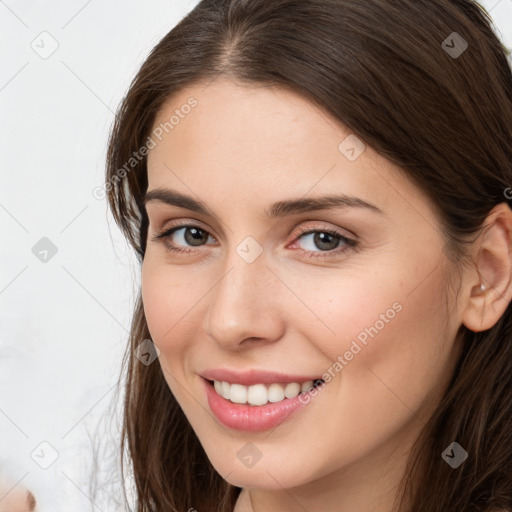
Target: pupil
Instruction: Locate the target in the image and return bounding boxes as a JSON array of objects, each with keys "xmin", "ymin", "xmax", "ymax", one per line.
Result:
[
  {"xmin": 315, "ymin": 232, "xmax": 338, "ymax": 251},
  {"xmin": 186, "ymin": 227, "xmax": 207, "ymax": 246}
]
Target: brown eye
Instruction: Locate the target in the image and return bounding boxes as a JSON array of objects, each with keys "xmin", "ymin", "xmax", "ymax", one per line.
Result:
[
  {"xmin": 152, "ymin": 224, "xmax": 217, "ymax": 253},
  {"xmin": 181, "ymin": 227, "xmax": 209, "ymax": 246},
  {"xmin": 308, "ymin": 232, "xmax": 341, "ymax": 251},
  {"xmin": 292, "ymin": 226, "xmax": 358, "ymax": 259}
]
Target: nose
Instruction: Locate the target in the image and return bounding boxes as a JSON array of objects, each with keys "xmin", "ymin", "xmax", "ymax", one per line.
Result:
[{"xmin": 204, "ymin": 248, "xmax": 285, "ymax": 350}]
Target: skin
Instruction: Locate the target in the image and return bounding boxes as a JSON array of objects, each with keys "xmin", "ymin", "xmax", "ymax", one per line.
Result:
[
  {"xmin": 0, "ymin": 481, "xmax": 36, "ymax": 512},
  {"xmin": 142, "ymin": 78, "xmax": 512, "ymax": 512}
]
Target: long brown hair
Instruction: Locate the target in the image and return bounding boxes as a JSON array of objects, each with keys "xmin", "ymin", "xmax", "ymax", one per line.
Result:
[{"xmin": 105, "ymin": 1, "xmax": 512, "ymax": 510}]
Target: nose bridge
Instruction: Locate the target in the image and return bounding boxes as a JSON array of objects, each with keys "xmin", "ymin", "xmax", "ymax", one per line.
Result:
[{"xmin": 204, "ymin": 239, "xmax": 284, "ymax": 347}]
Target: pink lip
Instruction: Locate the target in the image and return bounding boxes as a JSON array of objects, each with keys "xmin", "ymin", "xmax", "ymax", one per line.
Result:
[
  {"xmin": 202, "ymin": 377, "xmax": 321, "ymax": 432},
  {"xmin": 200, "ymin": 368, "xmax": 322, "ymax": 386}
]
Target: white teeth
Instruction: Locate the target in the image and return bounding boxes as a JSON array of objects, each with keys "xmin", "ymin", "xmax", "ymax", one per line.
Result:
[
  {"xmin": 247, "ymin": 384, "xmax": 267, "ymax": 406},
  {"xmin": 221, "ymin": 381, "xmax": 230, "ymax": 400},
  {"xmin": 284, "ymin": 382, "xmax": 300, "ymax": 399},
  {"xmin": 212, "ymin": 379, "xmax": 323, "ymax": 406},
  {"xmin": 267, "ymin": 383, "xmax": 285, "ymax": 403},
  {"xmin": 229, "ymin": 383, "xmax": 247, "ymax": 404}
]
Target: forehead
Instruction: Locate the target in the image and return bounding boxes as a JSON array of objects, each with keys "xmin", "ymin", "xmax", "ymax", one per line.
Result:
[
  {"xmin": 149, "ymin": 78, "xmax": 345, "ymax": 164},
  {"xmin": 146, "ymin": 78, "xmax": 434, "ymax": 226}
]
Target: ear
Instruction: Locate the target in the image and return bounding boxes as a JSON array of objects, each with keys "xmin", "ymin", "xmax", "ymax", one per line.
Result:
[{"xmin": 461, "ymin": 202, "xmax": 512, "ymax": 332}]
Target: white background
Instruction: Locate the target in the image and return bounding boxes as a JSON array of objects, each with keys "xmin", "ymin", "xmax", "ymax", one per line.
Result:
[{"xmin": 1, "ymin": 1, "xmax": 511, "ymax": 511}]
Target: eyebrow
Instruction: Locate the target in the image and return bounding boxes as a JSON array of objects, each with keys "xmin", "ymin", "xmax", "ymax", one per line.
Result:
[{"xmin": 143, "ymin": 188, "xmax": 384, "ymax": 218}]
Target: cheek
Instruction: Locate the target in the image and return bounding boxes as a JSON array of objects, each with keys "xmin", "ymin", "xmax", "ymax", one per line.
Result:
[
  {"xmin": 315, "ymin": 267, "xmax": 454, "ymax": 428},
  {"xmin": 295, "ymin": 260, "xmax": 453, "ymax": 403},
  {"xmin": 280, "ymin": 267, "xmax": 403, "ymax": 360},
  {"xmin": 141, "ymin": 255, "xmax": 199, "ymax": 348},
  {"xmin": 141, "ymin": 258, "xmax": 203, "ymax": 404}
]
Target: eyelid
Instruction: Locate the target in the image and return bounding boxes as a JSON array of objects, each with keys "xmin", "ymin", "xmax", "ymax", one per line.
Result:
[
  {"xmin": 153, "ymin": 218, "xmax": 354, "ymax": 240},
  {"xmin": 151, "ymin": 219, "xmax": 358, "ymax": 258},
  {"xmin": 152, "ymin": 217, "xmax": 216, "ymax": 238},
  {"xmin": 293, "ymin": 221, "xmax": 356, "ymax": 241}
]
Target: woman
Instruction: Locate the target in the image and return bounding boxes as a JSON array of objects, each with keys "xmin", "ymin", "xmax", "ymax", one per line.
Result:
[{"xmin": 105, "ymin": 0, "xmax": 512, "ymax": 510}]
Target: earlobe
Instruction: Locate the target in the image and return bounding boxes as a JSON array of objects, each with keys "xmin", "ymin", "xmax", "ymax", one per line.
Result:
[{"xmin": 461, "ymin": 203, "xmax": 512, "ymax": 333}]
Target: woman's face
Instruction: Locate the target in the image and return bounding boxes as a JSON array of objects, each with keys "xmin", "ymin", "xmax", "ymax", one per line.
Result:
[{"xmin": 142, "ymin": 78, "xmax": 465, "ymax": 495}]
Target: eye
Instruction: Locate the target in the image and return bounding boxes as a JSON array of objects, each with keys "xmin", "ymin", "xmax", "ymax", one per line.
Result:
[
  {"xmin": 151, "ymin": 224, "xmax": 216, "ymax": 254},
  {"xmin": 290, "ymin": 225, "xmax": 358, "ymax": 259},
  {"xmin": 151, "ymin": 222, "xmax": 358, "ymax": 259}
]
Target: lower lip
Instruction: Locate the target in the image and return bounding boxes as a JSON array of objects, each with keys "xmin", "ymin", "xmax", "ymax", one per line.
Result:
[{"xmin": 202, "ymin": 378, "xmax": 318, "ymax": 432}]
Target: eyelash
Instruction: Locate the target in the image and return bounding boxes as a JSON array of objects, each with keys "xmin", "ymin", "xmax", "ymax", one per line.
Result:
[{"xmin": 151, "ymin": 223, "xmax": 358, "ymax": 259}]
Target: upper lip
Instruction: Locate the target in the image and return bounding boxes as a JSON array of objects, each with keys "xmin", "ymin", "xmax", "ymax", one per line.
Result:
[{"xmin": 200, "ymin": 368, "xmax": 323, "ymax": 386}]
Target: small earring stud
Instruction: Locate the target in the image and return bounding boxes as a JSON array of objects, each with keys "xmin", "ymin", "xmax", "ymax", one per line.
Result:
[{"xmin": 480, "ymin": 283, "xmax": 486, "ymax": 292}]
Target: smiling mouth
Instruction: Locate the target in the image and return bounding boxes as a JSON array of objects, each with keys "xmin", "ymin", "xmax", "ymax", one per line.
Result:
[{"xmin": 208, "ymin": 378, "xmax": 325, "ymax": 406}]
